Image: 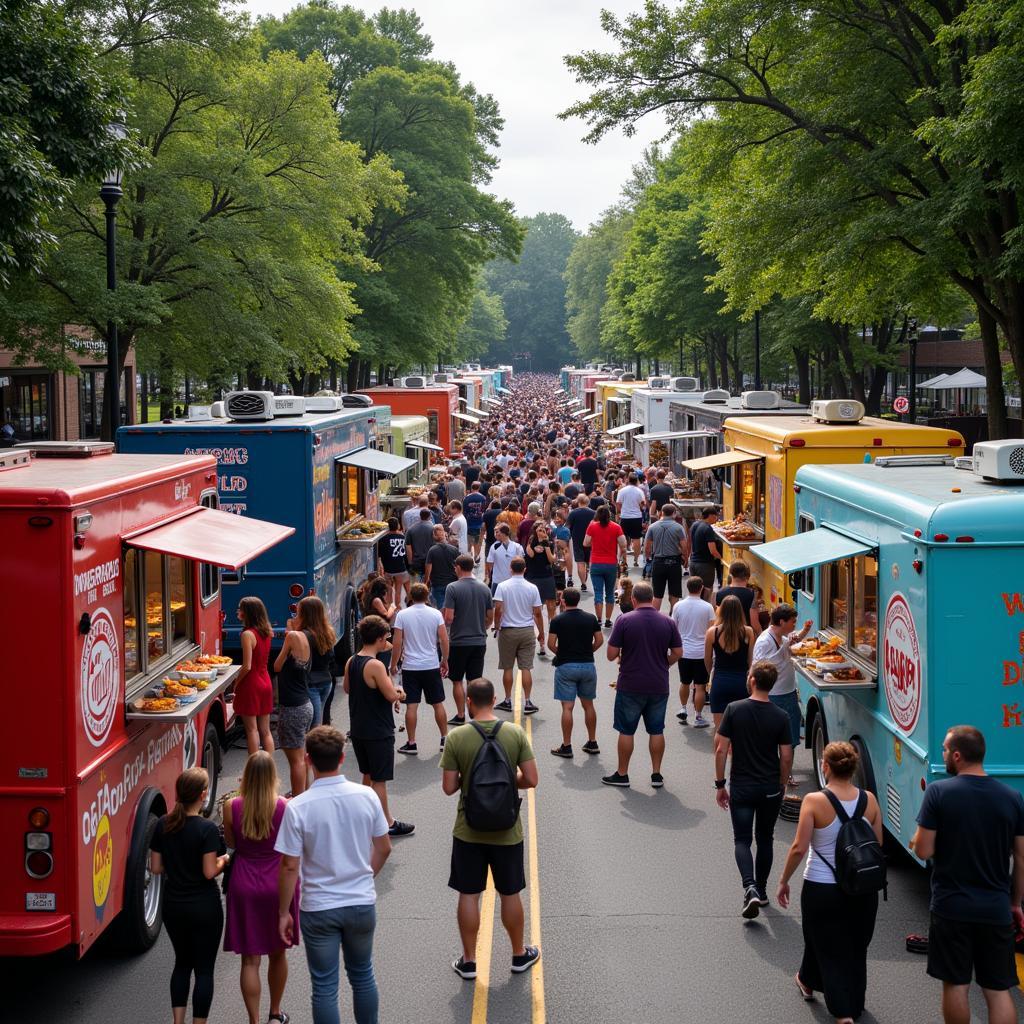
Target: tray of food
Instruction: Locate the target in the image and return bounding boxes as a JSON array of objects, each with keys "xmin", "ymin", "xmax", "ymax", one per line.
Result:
[
  {"xmin": 174, "ymin": 661, "xmax": 219, "ymax": 682},
  {"xmin": 810, "ymin": 654, "xmax": 852, "ymax": 673},
  {"xmin": 159, "ymin": 679, "xmax": 200, "ymax": 702},
  {"xmin": 197, "ymin": 654, "xmax": 233, "ymax": 673},
  {"xmin": 133, "ymin": 696, "xmax": 180, "ymax": 715},
  {"xmin": 792, "ymin": 636, "xmax": 843, "ymax": 658},
  {"xmin": 714, "ymin": 515, "xmax": 761, "ymax": 544},
  {"xmin": 824, "ymin": 667, "xmax": 867, "ymax": 682}
]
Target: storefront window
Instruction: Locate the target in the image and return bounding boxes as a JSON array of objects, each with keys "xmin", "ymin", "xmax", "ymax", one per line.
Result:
[
  {"xmin": 123, "ymin": 549, "xmax": 140, "ymax": 678},
  {"xmin": 144, "ymin": 551, "xmax": 165, "ymax": 662},
  {"xmin": 199, "ymin": 491, "xmax": 220, "ymax": 604},
  {"xmin": 168, "ymin": 557, "xmax": 189, "ymax": 646},
  {"xmin": 335, "ymin": 463, "xmax": 364, "ymax": 530},
  {"xmin": 427, "ymin": 411, "xmax": 439, "ymax": 444},
  {"xmin": 798, "ymin": 514, "xmax": 816, "ymax": 598},
  {"xmin": 823, "ymin": 554, "xmax": 879, "ymax": 666},
  {"xmin": 738, "ymin": 460, "xmax": 765, "ymax": 528},
  {"xmin": 0, "ymin": 373, "xmax": 52, "ymax": 442}
]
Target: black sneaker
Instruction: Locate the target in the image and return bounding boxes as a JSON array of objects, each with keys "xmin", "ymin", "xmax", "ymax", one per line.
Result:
[
  {"xmin": 580, "ymin": 583, "xmax": 588, "ymax": 592},
  {"xmin": 511, "ymin": 945, "xmax": 540, "ymax": 973},
  {"xmin": 603, "ymin": 619, "xmax": 612, "ymax": 628},
  {"xmin": 523, "ymin": 700, "xmax": 539, "ymax": 715},
  {"xmin": 566, "ymin": 578, "xmax": 574, "ymax": 587},
  {"xmin": 601, "ymin": 772, "xmax": 630, "ymax": 788},
  {"xmin": 537, "ymin": 648, "xmax": 547, "ymax": 658},
  {"xmin": 550, "ymin": 744, "xmax": 573, "ymax": 758},
  {"xmin": 755, "ymin": 886, "xmax": 769, "ymax": 907},
  {"xmin": 581, "ymin": 740, "xmax": 600, "ymax": 755},
  {"xmin": 495, "ymin": 698, "xmax": 513, "ymax": 712},
  {"xmin": 651, "ymin": 772, "xmax": 664, "ymax": 789},
  {"xmin": 742, "ymin": 886, "xmax": 760, "ymax": 919},
  {"xmin": 448, "ymin": 715, "xmax": 466, "ymax": 726},
  {"xmin": 388, "ymin": 820, "xmax": 415, "ymax": 837},
  {"xmin": 676, "ymin": 709, "xmax": 688, "ymax": 724},
  {"xmin": 452, "ymin": 956, "xmax": 477, "ymax": 979},
  {"xmin": 397, "ymin": 742, "xmax": 418, "ymax": 755},
  {"xmin": 439, "ymin": 736, "xmax": 446, "ymax": 752}
]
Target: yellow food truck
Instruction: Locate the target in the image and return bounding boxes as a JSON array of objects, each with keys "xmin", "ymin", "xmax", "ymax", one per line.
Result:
[
  {"xmin": 597, "ymin": 377, "xmax": 650, "ymax": 431},
  {"xmin": 379, "ymin": 414, "xmax": 442, "ymax": 514},
  {"xmin": 682, "ymin": 399, "xmax": 965, "ymax": 608}
]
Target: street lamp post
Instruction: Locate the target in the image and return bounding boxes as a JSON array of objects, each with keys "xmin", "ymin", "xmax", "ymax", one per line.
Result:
[
  {"xmin": 101, "ymin": 121, "xmax": 127, "ymax": 441},
  {"xmin": 907, "ymin": 318, "xmax": 919, "ymax": 423},
  {"xmin": 754, "ymin": 309, "xmax": 762, "ymax": 391}
]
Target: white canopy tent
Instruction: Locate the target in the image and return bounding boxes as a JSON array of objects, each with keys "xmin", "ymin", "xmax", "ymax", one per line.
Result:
[
  {"xmin": 921, "ymin": 367, "xmax": 987, "ymax": 390},
  {"xmin": 917, "ymin": 372, "xmax": 951, "ymax": 389}
]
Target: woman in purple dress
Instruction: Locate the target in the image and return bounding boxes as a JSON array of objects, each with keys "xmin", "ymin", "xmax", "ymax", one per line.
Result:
[{"xmin": 223, "ymin": 751, "xmax": 299, "ymax": 1024}]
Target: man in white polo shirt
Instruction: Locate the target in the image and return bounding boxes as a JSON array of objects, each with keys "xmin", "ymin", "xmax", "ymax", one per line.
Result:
[
  {"xmin": 485, "ymin": 522, "xmax": 524, "ymax": 595},
  {"xmin": 277, "ymin": 726, "xmax": 392, "ymax": 1024},
  {"xmin": 493, "ymin": 557, "xmax": 544, "ymax": 717}
]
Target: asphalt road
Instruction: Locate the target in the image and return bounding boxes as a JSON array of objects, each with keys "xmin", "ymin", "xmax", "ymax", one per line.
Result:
[{"xmin": 7, "ymin": 567, "xmax": 1024, "ymax": 1024}]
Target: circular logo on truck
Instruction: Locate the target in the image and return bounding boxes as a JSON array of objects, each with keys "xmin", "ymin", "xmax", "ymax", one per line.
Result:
[
  {"xmin": 81, "ymin": 608, "xmax": 120, "ymax": 747},
  {"xmin": 883, "ymin": 592, "xmax": 922, "ymax": 734},
  {"xmin": 92, "ymin": 814, "xmax": 113, "ymax": 911}
]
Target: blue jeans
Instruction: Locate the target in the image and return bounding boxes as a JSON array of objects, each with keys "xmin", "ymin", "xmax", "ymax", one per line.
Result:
[
  {"xmin": 590, "ymin": 562, "xmax": 618, "ymax": 609},
  {"xmin": 301, "ymin": 904, "xmax": 378, "ymax": 1024},
  {"xmin": 430, "ymin": 584, "xmax": 448, "ymax": 609},
  {"xmin": 769, "ymin": 690, "xmax": 801, "ymax": 748},
  {"xmin": 308, "ymin": 678, "xmax": 334, "ymax": 727}
]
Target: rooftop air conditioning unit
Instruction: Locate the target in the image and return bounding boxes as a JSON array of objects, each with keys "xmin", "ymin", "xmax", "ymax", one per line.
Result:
[
  {"xmin": 402, "ymin": 376, "xmax": 427, "ymax": 388},
  {"xmin": 974, "ymin": 439, "xmax": 1024, "ymax": 483},
  {"xmin": 225, "ymin": 390, "xmax": 275, "ymax": 421},
  {"xmin": 305, "ymin": 395, "xmax": 344, "ymax": 413},
  {"xmin": 619, "ymin": 372, "xmax": 637, "ymax": 382},
  {"xmin": 341, "ymin": 393, "xmax": 373, "ymax": 408},
  {"xmin": 273, "ymin": 395, "xmax": 306, "ymax": 417},
  {"xmin": 953, "ymin": 455, "xmax": 976, "ymax": 471},
  {"xmin": 434, "ymin": 372, "xmax": 450, "ymax": 384},
  {"xmin": 211, "ymin": 401, "xmax": 226, "ymax": 418},
  {"xmin": 647, "ymin": 376, "xmax": 673, "ymax": 389},
  {"xmin": 670, "ymin": 376, "xmax": 700, "ymax": 392},
  {"xmin": 701, "ymin": 389, "xmax": 730, "ymax": 404},
  {"xmin": 810, "ymin": 399, "xmax": 865, "ymax": 424},
  {"xmin": 188, "ymin": 404, "xmax": 213, "ymax": 420},
  {"xmin": 741, "ymin": 390, "xmax": 782, "ymax": 410}
]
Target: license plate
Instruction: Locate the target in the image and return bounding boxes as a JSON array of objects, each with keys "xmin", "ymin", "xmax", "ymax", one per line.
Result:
[{"xmin": 25, "ymin": 892, "xmax": 56, "ymax": 912}]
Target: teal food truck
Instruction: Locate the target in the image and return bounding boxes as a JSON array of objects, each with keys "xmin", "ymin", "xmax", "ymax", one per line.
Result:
[{"xmin": 750, "ymin": 442, "xmax": 1024, "ymax": 860}]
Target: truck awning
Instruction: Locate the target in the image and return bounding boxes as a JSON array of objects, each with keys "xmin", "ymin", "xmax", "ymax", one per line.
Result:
[
  {"xmin": 336, "ymin": 447, "xmax": 417, "ymax": 476},
  {"xmin": 126, "ymin": 508, "xmax": 294, "ymax": 570},
  {"xmin": 607, "ymin": 422, "xmax": 641, "ymax": 436},
  {"xmin": 482, "ymin": 397, "xmax": 503, "ymax": 406},
  {"xmin": 635, "ymin": 430, "xmax": 709, "ymax": 442},
  {"xmin": 608, "ymin": 397, "xmax": 630, "ymax": 404},
  {"xmin": 581, "ymin": 411, "xmax": 601, "ymax": 421},
  {"xmin": 405, "ymin": 439, "xmax": 444, "ymax": 453},
  {"xmin": 496, "ymin": 387, "xmax": 512, "ymax": 395},
  {"xmin": 753, "ymin": 527, "xmax": 875, "ymax": 574},
  {"xmin": 682, "ymin": 450, "xmax": 762, "ymax": 472},
  {"xmin": 465, "ymin": 406, "xmax": 488, "ymax": 417},
  {"xmin": 453, "ymin": 412, "xmax": 480, "ymax": 425}
]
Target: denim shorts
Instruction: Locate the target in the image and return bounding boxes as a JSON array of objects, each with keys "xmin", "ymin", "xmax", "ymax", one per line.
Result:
[
  {"xmin": 612, "ymin": 691, "xmax": 668, "ymax": 735},
  {"xmin": 554, "ymin": 662, "xmax": 598, "ymax": 702}
]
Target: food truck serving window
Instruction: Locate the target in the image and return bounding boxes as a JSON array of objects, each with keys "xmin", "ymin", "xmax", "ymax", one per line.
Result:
[
  {"xmin": 336, "ymin": 462, "xmax": 363, "ymax": 528},
  {"xmin": 199, "ymin": 490, "xmax": 220, "ymax": 604},
  {"xmin": 824, "ymin": 554, "xmax": 879, "ymax": 666},
  {"xmin": 738, "ymin": 459, "xmax": 766, "ymax": 529}
]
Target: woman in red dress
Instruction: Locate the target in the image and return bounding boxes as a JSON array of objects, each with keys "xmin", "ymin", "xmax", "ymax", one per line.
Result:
[{"xmin": 235, "ymin": 597, "xmax": 274, "ymax": 755}]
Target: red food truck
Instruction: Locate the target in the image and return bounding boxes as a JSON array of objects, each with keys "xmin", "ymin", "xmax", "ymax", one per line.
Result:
[
  {"xmin": 359, "ymin": 378, "xmax": 461, "ymax": 453},
  {"xmin": 0, "ymin": 442, "xmax": 292, "ymax": 957}
]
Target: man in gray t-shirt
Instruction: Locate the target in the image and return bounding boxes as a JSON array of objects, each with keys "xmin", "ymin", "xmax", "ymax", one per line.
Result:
[
  {"xmin": 405, "ymin": 509, "xmax": 436, "ymax": 577},
  {"xmin": 644, "ymin": 505, "xmax": 690, "ymax": 611},
  {"xmin": 442, "ymin": 554, "xmax": 495, "ymax": 723}
]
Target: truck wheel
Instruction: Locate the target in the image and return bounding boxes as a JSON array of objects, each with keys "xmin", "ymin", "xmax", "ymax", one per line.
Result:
[
  {"xmin": 112, "ymin": 803, "xmax": 163, "ymax": 953},
  {"xmin": 811, "ymin": 713, "xmax": 829, "ymax": 790},
  {"xmin": 200, "ymin": 721, "xmax": 221, "ymax": 818}
]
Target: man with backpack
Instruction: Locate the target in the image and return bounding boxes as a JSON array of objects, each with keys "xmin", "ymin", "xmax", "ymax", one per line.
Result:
[
  {"xmin": 440, "ymin": 677, "xmax": 540, "ymax": 980},
  {"xmin": 714, "ymin": 660, "xmax": 793, "ymax": 919}
]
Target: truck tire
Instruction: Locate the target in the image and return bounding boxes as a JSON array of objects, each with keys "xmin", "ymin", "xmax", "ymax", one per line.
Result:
[
  {"xmin": 111, "ymin": 793, "xmax": 164, "ymax": 953},
  {"xmin": 200, "ymin": 720, "xmax": 221, "ymax": 818},
  {"xmin": 811, "ymin": 713, "xmax": 829, "ymax": 790},
  {"xmin": 848, "ymin": 736, "xmax": 878, "ymax": 797}
]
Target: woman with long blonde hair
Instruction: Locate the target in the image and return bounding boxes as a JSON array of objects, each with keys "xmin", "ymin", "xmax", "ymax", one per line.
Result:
[
  {"xmin": 294, "ymin": 596, "xmax": 337, "ymax": 727},
  {"xmin": 223, "ymin": 752, "xmax": 299, "ymax": 1024},
  {"xmin": 704, "ymin": 594, "xmax": 755, "ymax": 729}
]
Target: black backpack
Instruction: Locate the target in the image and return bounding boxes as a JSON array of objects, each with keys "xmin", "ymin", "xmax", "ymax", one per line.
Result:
[
  {"xmin": 814, "ymin": 789, "xmax": 888, "ymax": 900},
  {"xmin": 463, "ymin": 721, "xmax": 522, "ymax": 832}
]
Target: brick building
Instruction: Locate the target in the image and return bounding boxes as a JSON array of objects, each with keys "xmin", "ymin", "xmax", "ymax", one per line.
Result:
[{"xmin": 0, "ymin": 328, "xmax": 136, "ymax": 444}]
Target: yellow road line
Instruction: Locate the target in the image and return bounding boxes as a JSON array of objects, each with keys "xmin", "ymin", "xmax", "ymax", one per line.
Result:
[
  {"xmin": 525, "ymin": 710, "xmax": 547, "ymax": 1023},
  {"xmin": 470, "ymin": 878, "xmax": 496, "ymax": 1024}
]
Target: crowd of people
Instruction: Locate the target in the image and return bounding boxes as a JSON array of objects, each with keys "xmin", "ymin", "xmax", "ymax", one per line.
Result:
[{"xmin": 149, "ymin": 374, "xmax": 1024, "ymax": 1024}]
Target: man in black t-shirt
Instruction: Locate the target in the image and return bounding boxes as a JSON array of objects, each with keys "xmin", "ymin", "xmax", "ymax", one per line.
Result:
[
  {"xmin": 715, "ymin": 560, "xmax": 762, "ymax": 634},
  {"xmin": 566, "ymin": 496, "xmax": 597, "ymax": 592},
  {"xmin": 714, "ymin": 661, "xmax": 793, "ymax": 919},
  {"xmin": 689, "ymin": 506, "xmax": 722, "ymax": 597},
  {"xmin": 648, "ymin": 470, "xmax": 674, "ymax": 514},
  {"xmin": 576, "ymin": 447, "xmax": 599, "ymax": 494},
  {"xmin": 911, "ymin": 726, "xmax": 1024, "ymax": 1019},
  {"xmin": 424, "ymin": 525, "xmax": 460, "ymax": 608},
  {"xmin": 377, "ymin": 518, "xmax": 410, "ymax": 607},
  {"xmin": 547, "ymin": 589, "xmax": 603, "ymax": 758}
]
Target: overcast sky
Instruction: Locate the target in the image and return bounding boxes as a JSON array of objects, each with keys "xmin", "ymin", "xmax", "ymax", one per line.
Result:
[{"xmin": 243, "ymin": 0, "xmax": 666, "ymax": 231}]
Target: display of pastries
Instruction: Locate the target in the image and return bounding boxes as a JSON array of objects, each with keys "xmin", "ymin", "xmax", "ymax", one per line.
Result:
[
  {"xmin": 162, "ymin": 680, "xmax": 197, "ymax": 697},
  {"xmin": 198, "ymin": 654, "xmax": 232, "ymax": 666},
  {"xmin": 825, "ymin": 668, "xmax": 865, "ymax": 682},
  {"xmin": 137, "ymin": 697, "xmax": 179, "ymax": 713}
]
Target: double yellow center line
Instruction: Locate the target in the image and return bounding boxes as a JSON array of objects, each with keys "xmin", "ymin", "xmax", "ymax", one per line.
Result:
[{"xmin": 470, "ymin": 672, "xmax": 546, "ymax": 1022}]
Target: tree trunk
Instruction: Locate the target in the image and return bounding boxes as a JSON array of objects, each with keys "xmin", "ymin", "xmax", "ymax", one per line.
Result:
[
  {"xmin": 329, "ymin": 360, "xmax": 338, "ymax": 392},
  {"xmin": 715, "ymin": 333, "xmax": 730, "ymax": 391},
  {"xmin": 346, "ymin": 358, "xmax": 360, "ymax": 394},
  {"xmin": 703, "ymin": 337, "xmax": 718, "ymax": 388},
  {"xmin": 158, "ymin": 351, "xmax": 175, "ymax": 420},
  {"xmin": 359, "ymin": 361, "xmax": 371, "ymax": 389},
  {"xmin": 245, "ymin": 366, "xmax": 261, "ymax": 390},
  {"xmin": 793, "ymin": 347, "xmax": 811, "ymax": 406},
  {"xmin": 139, "ymin": 373, "xmax": 149, "ymax": 423},
  {"xmin": 978, "ymin": 303, "xmax": 1009, "ymax": 439}
]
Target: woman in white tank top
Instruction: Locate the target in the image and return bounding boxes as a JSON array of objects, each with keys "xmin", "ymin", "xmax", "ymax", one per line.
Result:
[{"xmin": 775, "ymin": 741, "xmax": 883, "ymax": 1024}]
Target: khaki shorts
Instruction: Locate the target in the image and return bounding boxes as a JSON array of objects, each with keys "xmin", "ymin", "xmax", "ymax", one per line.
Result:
[{"xmin": 497, "ymin": 626, "xmax": 536, "ymax": 670}]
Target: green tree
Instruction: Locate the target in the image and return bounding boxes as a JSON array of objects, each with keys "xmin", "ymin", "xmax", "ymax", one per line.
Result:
[
  {"xmin": 563, "ymin": 0, "xmax": 1023, "ymax": 436},
  {"xmin": 0, "ymin": 0, "xmax": 128, "ymax": 286},
  {"xmin": 486, "ymin": 212, "xmax": 580, "ymax": 370},
  {"xmin": 454, "ymin": 281, "xmax": 507, "ymax": 360}
]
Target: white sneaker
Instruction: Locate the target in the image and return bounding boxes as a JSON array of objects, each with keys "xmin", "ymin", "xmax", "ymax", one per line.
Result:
[{"xmin": 693, "ymin": 714, "xmax": 710, "ymax": 729}]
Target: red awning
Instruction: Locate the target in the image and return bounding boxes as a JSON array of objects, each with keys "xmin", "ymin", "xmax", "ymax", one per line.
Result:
[{"xmin": 126, "ymin": 507, "xmax": 294, "ymax": 570}]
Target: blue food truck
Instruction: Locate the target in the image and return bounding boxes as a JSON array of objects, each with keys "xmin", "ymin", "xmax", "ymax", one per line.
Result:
[
  {"xmin": 118, "ymin": 394, "xmax": 415, "ymax": 660},
  {"xmin": 749, "ymin": 442, "xmax": 1024, "ymax": 859}
]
